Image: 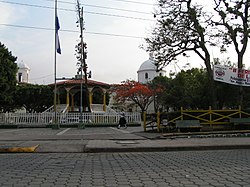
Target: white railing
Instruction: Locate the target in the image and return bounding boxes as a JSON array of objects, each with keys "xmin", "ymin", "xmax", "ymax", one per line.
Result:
[
  {"xmin": 43, "ymin": 104, "xmax": 68, "ymax": 114},
  {"xmin": 105, "ymin": 105, "xmax": 118, "ymax": 114},
  {"xmin": 0, "ymin": 112, "xmax": 141, "ymax": 126},
  {"xmin": 90, "ymin": 104, "xmax": 118, "ymax": 114},
  {"xmin": 91, "ymin": 104, "xmax": 105, "ymax": 113}
]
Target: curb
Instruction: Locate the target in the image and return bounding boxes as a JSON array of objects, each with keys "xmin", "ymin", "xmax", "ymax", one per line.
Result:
[
  {"xmin": 82, "ymin": 144, "xmax": 250, "ymax": 153},
  {"xmin": 0, "ymin": 145, "xmax": 39, "ymax": 153},
  {"xmin": 162, "ymin": 130, "xmax": 250, "ymax": 138}
]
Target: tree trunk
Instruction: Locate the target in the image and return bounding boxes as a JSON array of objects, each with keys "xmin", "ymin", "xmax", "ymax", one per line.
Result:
[
  {"xmin": 204, "ymin": 55, "xmax": 217, "ymax": 109},
  {"xmin": 238, "ymin": 54, "xmax": 244, "ymax": 108}
]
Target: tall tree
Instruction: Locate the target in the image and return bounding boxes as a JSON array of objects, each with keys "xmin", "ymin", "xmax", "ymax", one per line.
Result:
[
  {"xmin": 0, "ymin": 42, "xmax": 17, "ymax": 113},
  {"xmin": 213, "ymin": 0, "xmax": 250, "ymax": 69},
  {"xmin": 145, "ymin": 0, "xmax": 217, "ymax": 107},
  {"xmin": 212, "ymin": 0, "xmax": 250, "ymax": 106}
]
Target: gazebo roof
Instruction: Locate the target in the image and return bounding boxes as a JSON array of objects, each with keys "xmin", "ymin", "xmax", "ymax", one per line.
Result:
[{"xmin": 49, "ymin": 79, "xmax": 110, "ymax": 88}]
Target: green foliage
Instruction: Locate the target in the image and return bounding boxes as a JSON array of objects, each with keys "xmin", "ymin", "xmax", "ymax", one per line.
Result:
[
  {"xmin": 165, "ymin": 68, "xmax": 211, "ymax": 110},
  {"xmin": 15, "ymin": 84, "xmax": 53, "ymax": 113},
  {"xmin": 0, "ymin": 42, "xmax": 18, "ymax": 112},
  {"xmin": 149, "ymin": 76, "xmax": 172, "ymax": 112},
  {"xmin": 151, "ymin": 68, "xmax": 250, "ymax": 111},
  {"xmin": 145, "ymin": 0, "xmax": 250, "ymax": 108}
]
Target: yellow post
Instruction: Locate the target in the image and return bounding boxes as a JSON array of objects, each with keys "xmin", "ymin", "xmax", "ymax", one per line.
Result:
[
  {"xmin": 181, "ymin": 107, "xmax": 183, "ymax": 120},
  {"xmin": 239, "ymin": 105, "xmax": 242, "ymax": 118},
  {"xmin": 209, "ymin": 106, "xmax": 212, "ymax": 129},
  {"xmin": 143, "ymin": 111, "xmax": 147, "ymax": 132},
  {"xmin": 70, "ymin": 93, "xmax": 74, "ymax": 111},
  {"xmin": 57, "ymin": 93, "xmax": 60, "ymax": 104},
  {"xmin": 157, "ymin": 111, "xmax": 161, "ymax": 132},
  {"xmin": 103, "ymin": 92, "xmax": 106, "ymax": 112},
  {"xmin": 66, "ymin": 90, "xmax": 70, "ymax": 111},
  {"xmin": 89, "ymin": 92, "xmax": 93, "ymax": 105}
]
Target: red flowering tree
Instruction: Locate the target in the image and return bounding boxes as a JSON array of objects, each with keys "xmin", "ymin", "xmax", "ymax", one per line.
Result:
[{"xmin": 111, "ymin": 80, "xmax": 156, "ymax": 112}]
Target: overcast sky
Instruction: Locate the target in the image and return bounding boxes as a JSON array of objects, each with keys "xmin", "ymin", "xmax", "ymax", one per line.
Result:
[
  {"xmin": 0, "ymin": 0, "xmax": 158, "ymax": 85},
  {"xmin": 1, "ymin": 0, "xmax": 250, "ymax": 85}
]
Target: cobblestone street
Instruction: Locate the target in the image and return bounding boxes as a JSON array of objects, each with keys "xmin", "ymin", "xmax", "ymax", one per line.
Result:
[{"xmin": 0, "ymin": 150, "xmax": 250, "ymax": 187}]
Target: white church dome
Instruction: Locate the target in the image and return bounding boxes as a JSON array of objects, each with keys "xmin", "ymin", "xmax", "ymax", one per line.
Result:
[
  {"xmin": 137, "ymin": 56, "xmax": 166, "ymax": 83},
  {"xmin": 137, "ymin": 57, "xmax": 156, "ymax": 72},
  {"xmin": 18, "ymin": 63, "xmax": 30, "ymax": 70}
]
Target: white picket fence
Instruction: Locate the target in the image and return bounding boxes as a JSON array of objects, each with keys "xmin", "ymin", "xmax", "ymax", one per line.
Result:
[{"xmin": 0, "ymin": 112, "xmax": 141, "ymax": 126}]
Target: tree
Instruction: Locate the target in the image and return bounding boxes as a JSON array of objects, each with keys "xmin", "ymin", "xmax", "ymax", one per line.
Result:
[
  {"xmin": 165, "ymin": 68, "xmax": 211, "ymax": 109},
  {"xmin": 212, "ymin": 0, "xmax": 250, "ymax": 106},
  {"xmin": 149, "ymin": 76, "xmax": 170, "ymax": 112},
  {"xmin": 145, "ymin": 0, "xmax": 217, "ymax": 107},
  {"xmin": 15, "ymin": 84, "xmax": 53, "ymax": 113},
  {"xmin": 0, "ymin": 42, "xmax": 18, "ymax": 113},
  {"xmin": 213, "ymin": 0, "xmax": 250, "ymax": 69},
  {"xmin": 111, "ymin": 80, "xmax": 158, "ymax": 112},
  {"xmin": 149, "ymin": 68, "xmax": 240, "ymax": 110}
]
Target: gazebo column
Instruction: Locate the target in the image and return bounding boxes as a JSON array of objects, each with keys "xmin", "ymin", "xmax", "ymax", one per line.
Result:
[
  {"xmin": 69, "ymin": 89, "xmax": 78, "ymax": 112},
  {"xmin": 89, "ymin": 92, "xmax": 93, "ymax": 105},
  {"xmin": 88, "ymin": 88, "xmax": 93, "ymax": 107},
  {"xmin": 103, "ymin": 91, "xmax": 107, "ymax": 112},
  {"xmin": 65, "ymin": 88, "xmax": 71, "ymax": 111},
  {"xmin": 70, "ymin": 93, "xmax": 75, "ymax": 111},
  {"xmin": 57, "ymin": 93, "xmax": 60, "ymax": 104}
]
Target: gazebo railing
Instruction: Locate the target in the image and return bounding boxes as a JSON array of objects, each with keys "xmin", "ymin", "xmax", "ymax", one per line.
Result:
[{"xmin": 43, "ymin": 104, "xmax": 68, "ymax": 114}]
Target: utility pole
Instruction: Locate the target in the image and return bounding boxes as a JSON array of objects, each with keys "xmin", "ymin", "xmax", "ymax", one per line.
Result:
[{"xmin": 76, "ymin": 0, "xmax": 91, "ymax": 126}]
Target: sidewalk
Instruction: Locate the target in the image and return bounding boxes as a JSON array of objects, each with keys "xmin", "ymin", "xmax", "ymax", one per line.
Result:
[{"xmin": 0, "ymin": 127, "xmax": 250, "ymax": 153}]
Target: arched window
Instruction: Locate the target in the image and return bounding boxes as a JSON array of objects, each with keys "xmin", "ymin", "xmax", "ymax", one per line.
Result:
[
  {"xmin": 18, "ymin": 73, "xmax": 22, "ymax": 82},
  {"xmin": 145, "ymin": 73, "xmax": 148, "ymax": 79}
]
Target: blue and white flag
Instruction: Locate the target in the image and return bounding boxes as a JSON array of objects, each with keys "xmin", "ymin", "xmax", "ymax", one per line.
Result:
[{"xmin": 56, "ymin": 16, "xmax": 61, "ymax": 54}]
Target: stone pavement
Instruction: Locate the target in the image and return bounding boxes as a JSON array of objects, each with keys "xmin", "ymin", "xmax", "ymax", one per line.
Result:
[
  {"xmin": 1, "ymin": 150, "xmax": 250, "ymax": 187},
  {"xmin": 0, "ymin": 126, "xmax": 250, "ymax": 153}
]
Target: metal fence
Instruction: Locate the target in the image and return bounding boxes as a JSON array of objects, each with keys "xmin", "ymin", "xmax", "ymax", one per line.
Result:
[{"xmin": 0, "ymin": 112, "xmax": 141, "ymax": 126}]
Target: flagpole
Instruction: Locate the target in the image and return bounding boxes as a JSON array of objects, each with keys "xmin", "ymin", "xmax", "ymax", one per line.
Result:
[{"xmin": 53, "ymin": 0, "xmax": 59, "ymax": 129}]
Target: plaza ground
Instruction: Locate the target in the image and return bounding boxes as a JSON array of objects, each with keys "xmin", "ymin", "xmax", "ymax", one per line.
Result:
[
  {"xmin": 1, "ymin": 126, "xmax": 250, "ymax": 186},
  {"xmin": 0, "ymin": 126, "xmax": 250, "ymax": 153}
]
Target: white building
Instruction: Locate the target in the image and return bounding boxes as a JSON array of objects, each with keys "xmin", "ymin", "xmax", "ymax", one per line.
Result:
[
  {"xmin": 16, "ymin": 63, "xmax": 30, "ymax": 83},
  {"xmin": 137, "ymin": 56, "xmax": 166, "ymax": 83},
  {"xmin": 137, "ymin": 56, "xmax": 167, "ymax": 113}
]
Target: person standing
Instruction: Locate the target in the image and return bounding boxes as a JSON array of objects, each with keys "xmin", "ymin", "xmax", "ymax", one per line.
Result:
[{"xmin": 118, "ymin": 109, "xmax": 127, "ymax": 129}]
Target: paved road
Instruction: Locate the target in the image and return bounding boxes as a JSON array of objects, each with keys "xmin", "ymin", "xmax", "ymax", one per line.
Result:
[
  {"xmin": 0, "ymin": 150, "xmax": 250, "ymax": 187},
  {"xmin": 1, "ymin": 127, "xmax": 250, "ymax": 153}
]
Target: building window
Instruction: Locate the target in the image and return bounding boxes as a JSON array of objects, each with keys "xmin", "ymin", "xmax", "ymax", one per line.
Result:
[
  {"xmin": 145, "ymin": 73, "xmax": 148, "ymax": 79},
  {"xmin": 18, "ymin": 73, "xmax": 22, "ymax": 82},
  {"xmin": 159, "ymin": 73, "xmax": 162, "ymax": 76}
]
